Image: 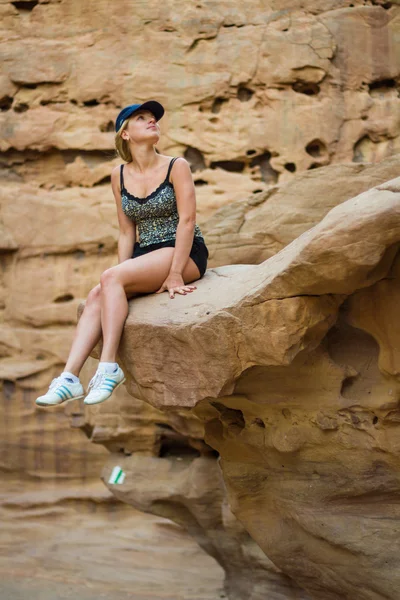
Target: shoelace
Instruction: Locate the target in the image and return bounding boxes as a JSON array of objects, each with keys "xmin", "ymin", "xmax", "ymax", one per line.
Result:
[{"xmin": 88, "ymin": 370, "xmax": 108, "ymax": 391}]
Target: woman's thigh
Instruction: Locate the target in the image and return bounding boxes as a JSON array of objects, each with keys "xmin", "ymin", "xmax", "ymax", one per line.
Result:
[{"xmin": 109, "ymin": 247, "xmax": 201, "ymax": 296}]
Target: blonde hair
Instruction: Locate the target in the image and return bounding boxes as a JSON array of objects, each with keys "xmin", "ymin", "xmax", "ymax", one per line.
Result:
[
  {"xmin": 115, "ymin": 118, "xmax": 132, "ymax": 163},
  {"xmin": 114, "ymin": 116, "xmax": 159, "ymax": 163}
]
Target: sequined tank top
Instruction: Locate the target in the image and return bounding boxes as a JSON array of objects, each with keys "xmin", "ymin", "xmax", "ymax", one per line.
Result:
[{"xmin": 120, "ymin": 157, "xmax": 204, "ymax": 247}]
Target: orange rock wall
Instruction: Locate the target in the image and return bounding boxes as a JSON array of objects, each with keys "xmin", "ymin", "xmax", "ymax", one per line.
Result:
[{"xmin": 1, "ymin": 3, "xmax": 400, "ymax": 597}]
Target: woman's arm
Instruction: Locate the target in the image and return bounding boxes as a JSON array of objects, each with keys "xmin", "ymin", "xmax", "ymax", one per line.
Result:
[
  {"xmin": 111, "ymin": 165, "xmax": 136, "ymax": 264},
  {"xmin": 168, "ymin": 157, "xmax": 197, "ymax": 275}
]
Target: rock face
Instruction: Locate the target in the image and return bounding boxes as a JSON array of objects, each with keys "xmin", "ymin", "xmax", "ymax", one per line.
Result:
[
  {"xmin": 1, "ymin": 1, "xmax": 400, "ymax": 598},
  {"xmin": 204, "ymin": 155, "xmax": 400, "ymax": 267},
  {"xmin": 102, "ymin": 454, "xmax": 310, "ymax": 600},
  {"xmin": 83, "ymin": 174, "xmax": 400, "ymax": 600},
  {"xmin": 2, "ymin": 0, "xmax": 400, "ymax": 427},
  {"xmin": 1, "ymin": 1, "xmax": 400, "ymax": 217},
  {"xmin": 89, "ymin": 176, "xmax": 399, "ymax": 410},
  {"xmin": 0, "ymin": 477, "xmax": 225, "ymax": 600}
]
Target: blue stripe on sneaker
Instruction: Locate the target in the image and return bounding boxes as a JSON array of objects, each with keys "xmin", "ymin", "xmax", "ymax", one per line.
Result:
[
  {"xmin": 102, "ymin": 385, "xmax": 114, "ymax": 391},
  {"xmin": 55, "ymin": 390, "xmax": 66, "ymax": 400},
  {"xmin": 105, "ymin": 378, "xmax": 117, "ymax": 384},
  {"xmin": 59, "ymin": 385, "xmax": 72, "ymax": 398}
]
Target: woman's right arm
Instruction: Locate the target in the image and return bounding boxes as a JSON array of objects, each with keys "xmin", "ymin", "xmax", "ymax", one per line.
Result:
[{"xmin": 111, "ymin": 165, "xmax": 136, "ymax": 264}]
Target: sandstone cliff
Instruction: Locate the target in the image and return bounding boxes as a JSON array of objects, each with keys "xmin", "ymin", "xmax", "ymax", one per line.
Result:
[
  {"xmin": 1, "ymin": 1, "xmax": 400, "ymax": 597},
  {"xmin": 82, "ymin": 172, "xmax": 400, "ymax": 599}
]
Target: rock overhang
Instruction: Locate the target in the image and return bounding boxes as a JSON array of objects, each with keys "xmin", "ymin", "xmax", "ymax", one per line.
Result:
[{"xmin": 84, "ymin": 176, "xmax": 400, "ymax": 412}]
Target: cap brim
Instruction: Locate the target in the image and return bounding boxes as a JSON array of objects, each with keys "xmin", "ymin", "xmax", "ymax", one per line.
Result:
[
  {"xmin": 115, "ymin": 101, "xmax": 165, "ymax": 132},
  {"xmin": 135, "ymin": 100, "xmax": 164, "ymax": 121}
]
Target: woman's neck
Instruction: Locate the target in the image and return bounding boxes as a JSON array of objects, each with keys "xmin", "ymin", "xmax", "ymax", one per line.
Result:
[{"xmin": 128, "ymin": 147, "xmax": 159, "ymax": 174}]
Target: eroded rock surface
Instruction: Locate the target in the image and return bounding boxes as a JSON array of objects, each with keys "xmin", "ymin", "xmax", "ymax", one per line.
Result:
[
  {"xmin": 1, "ymin": 1, "xmax": 400, "ymax": 220},
  {"xmin": 204, "ymin": 155, "xmax": 400, "ymax": 266},
  {"xmin": 84, "ymin": 175, "xmax": 400, "ymax": 599},
  {"xmin": 1, "ymin": 2, "xmax": 400, "ymax": 598},
  {"xmin": 101, "ymin": 453, "xmax": 310, "ymax": 600},
  {"xmin": 85, "ymin": 175, "xmax": 399, "ymax": 410}
]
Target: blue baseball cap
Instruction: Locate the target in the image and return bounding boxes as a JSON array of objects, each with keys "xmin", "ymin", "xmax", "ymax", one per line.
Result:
[{"xmin": 115, "ymin": 100, "xmax": 164, "ymax": 132}]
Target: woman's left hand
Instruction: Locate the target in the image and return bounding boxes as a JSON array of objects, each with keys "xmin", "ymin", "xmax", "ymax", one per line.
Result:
[{"xmin": 155, "ymin": 272, "xmax": 197, "ymax": 299}]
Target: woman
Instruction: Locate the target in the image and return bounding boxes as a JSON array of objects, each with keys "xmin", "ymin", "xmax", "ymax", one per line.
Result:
[{"xmin": 35, "ymin": 100, "xmax": 209, "ymax": 408}]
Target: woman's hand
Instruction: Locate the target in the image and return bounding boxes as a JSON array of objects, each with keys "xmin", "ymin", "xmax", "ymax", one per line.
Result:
[{"xmin": 155, "ymin": 271, "xmax": 197, "ymax": 299}]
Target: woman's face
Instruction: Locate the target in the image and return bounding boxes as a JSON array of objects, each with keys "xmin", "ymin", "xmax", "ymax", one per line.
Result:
[{"xmin": 121, "ymin": 109, "xmax": 160, "ymax": 144}]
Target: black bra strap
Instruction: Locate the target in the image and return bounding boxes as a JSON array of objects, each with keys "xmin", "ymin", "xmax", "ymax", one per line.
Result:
[
  {"xmin": 120, "ymin": 164, "xmax": 124, "ymax": 191},
  {"xmin": 166, "ymin": 157, "xmax": 178, "ymax": 183}
]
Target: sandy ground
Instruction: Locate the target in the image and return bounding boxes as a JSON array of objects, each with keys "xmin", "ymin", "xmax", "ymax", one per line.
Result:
[{"xmin": 0, "ymin": 478, "xmax": 225, "ymax": 600}]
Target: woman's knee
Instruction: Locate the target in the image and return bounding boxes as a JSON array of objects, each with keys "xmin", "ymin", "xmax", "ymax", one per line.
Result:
[
  {"xmin": 86, "ymin": 283, "xmax": 101, "ymax": 306},
  {"xmin": 100, "ymin": 267, "xmax": 119, "ymax": 287}
]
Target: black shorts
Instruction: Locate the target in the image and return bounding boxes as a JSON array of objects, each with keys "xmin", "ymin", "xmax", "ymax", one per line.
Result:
[{"xmin": 132, "ymin": 236, "xmax": 209, "ymax": 279}]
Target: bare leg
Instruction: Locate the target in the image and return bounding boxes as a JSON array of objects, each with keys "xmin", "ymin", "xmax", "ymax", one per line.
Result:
[
  {"xmin": 98, "ymin": 247, "xmax": 200, "ymax": 363},
  {"xmin": 98, "ymin": 278, "xmax": 129, "ymax": 363},
  {"xmin": 63, "ymin": 284, "xmax": 103, "ymax": 377}
]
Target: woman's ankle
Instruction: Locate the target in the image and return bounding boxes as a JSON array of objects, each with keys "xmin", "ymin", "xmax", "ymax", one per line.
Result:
[
  {"xmin": 97, "ymin": 361, "xmax": 119, "ymax": 373},
  {"xmin": 61, "ymin": 370, "xmax": 80, "ymax": 383},
  {"xmin": 64, "ymin": 365, "xmax": 80, "ymax": 376}
]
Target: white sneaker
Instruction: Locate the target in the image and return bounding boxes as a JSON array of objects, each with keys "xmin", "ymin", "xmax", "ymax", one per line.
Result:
[
  {"xmin": 84, "ymin": 366, "xmax": 125, "ymax": 405},
  {"xmin": 35, "ymin": 376, "xmax": 85, "ymax": 407}
]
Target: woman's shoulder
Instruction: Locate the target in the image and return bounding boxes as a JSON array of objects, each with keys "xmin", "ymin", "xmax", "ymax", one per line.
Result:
[
  {"xmin": 158, "ymin": 154, "xmax": 187, "ymax": 163},
  {"xmin": 111, "ymin": 163, "xmax": 125, "ymax": 177},
  {"xmin": 168, "ymin": 156, "xmax": 189, "ymax": 173},
  {"xmin": 166, "ymin": 156, "xmax": 189, "ymax": 171},
  {"xmin": 110, "ymin": 164, "xmax": 127, "ymax": 195}
]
